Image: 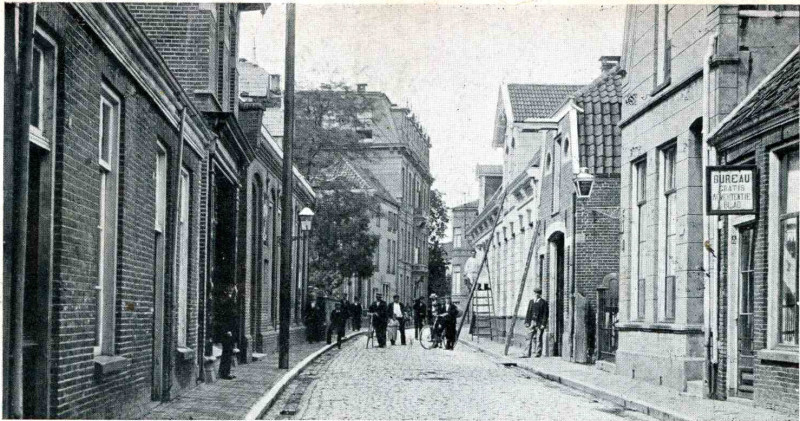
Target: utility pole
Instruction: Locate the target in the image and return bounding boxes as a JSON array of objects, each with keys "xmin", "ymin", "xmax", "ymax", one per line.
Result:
[{"xmin": 278, "ymin": 2, "xmax": 296, "ymax": 370}]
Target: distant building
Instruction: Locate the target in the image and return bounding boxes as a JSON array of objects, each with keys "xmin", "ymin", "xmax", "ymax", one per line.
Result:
[
  {"xmin": 450, "ymin": 200, "xmax": 479, "ymax": 305},
  {"xmin": 297, "ymin": 85, "xmax": 434, "ymax": 303},
  {"xmin": 468, "ymin": 82, "xmax": 581, "ymax": 340},
  {"xmin": 616, "ymin": 4, "xmax": 798, "ymax": 407}
]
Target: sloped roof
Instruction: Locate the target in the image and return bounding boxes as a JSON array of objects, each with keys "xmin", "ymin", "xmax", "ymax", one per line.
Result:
[
  {"xmin": 571, "ymin": 68, "xmax": 623, "ymax": 174},
  {"xmin": 507, "ymin": 84, "xmax": 584, "ymax": 122},
  {"xmin": 452, "ymin": 200, "xmax": 478, "ymax": 210},
  {"xmin": 317, "ymin": 157, "xmax": 398, "ymax": 206},
  {"xmin": 476, "ymin": 164, "xmax": 503, "ymax": 177},
  {"xmin": 709, "ymin": 47, "xmax": 799, "ymax": 144}
]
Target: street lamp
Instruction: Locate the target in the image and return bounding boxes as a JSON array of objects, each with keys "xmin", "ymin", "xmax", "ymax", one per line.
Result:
[
  {"xmin": 574, "ymin": 167, "xmax": 595, "ymax": 199},
  {"xmin": 299, "ymin": 207, "xmax": 315, "ymax": 232}
]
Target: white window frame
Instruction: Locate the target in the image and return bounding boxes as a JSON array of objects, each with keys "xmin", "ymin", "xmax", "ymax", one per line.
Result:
[
  {"xmin": 29, "ymin": 30, "xmax": 58, "ymax": 151},
  {"xmin": 96, "ymin": 84, "xmax": 121, "ymax": 356},
  {"xmin": 659, "ymin": 143, "xmax": 677, "ymax": 321},
  {"xmin": 552, "ymin": 137, "xmax": 561, "ymax": 214},
  {"xmin": 453, "ymin": 265, "xmax": 462, "ymax": 295},
  {"xmin": 177, "ymin": 168, "xmax": 190, "ymax": 348},
  {"xmin": 655, "ymin": 5, "xmax": 671, "ymax": 88},
  {"xmin": 768, "ymin": 143, "xmax": 799, "ymax": 349},
  {"xmin": 632, "ymin": 157, "xmax": 647, "ymax": 321}
]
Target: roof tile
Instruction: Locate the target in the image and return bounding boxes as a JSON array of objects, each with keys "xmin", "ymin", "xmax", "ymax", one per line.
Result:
[{"xmin": 507, "ymin": 84, "xmax": 584, "ymax": 121}]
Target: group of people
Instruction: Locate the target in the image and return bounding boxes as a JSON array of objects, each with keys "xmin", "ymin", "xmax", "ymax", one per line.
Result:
[
  {"xmin": 367, "ymin": 293, "xmax": 460, "ymax": 350},
  {"xmin": 304, "ymin": 291, "xmax": 364, "ymax": 349}
]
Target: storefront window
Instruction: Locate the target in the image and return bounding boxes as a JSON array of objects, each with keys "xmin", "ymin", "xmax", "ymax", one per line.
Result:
[{"xmin": 779, "ymin": 148, "xmax": 798, "ymax": 345}]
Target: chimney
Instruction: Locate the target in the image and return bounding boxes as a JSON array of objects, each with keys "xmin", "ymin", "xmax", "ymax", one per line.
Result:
[
  {"xmin": 599, "ymin": 56, "xmax": 621, "ymax": 74},
  {"xmin": 269, "ymin": 74, "xmax": 281, "ymax": 95},
  {"xmin": 357, "ymin": 83, "xmax": 367, "ymax": 93}
]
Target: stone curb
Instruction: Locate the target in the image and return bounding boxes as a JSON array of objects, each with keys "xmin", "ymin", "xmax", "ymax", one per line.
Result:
[
  {"xmin": 458, "ymin": 339, "xmax": 690, "ymax": 421},
  {"xmin": 244, "ymin": 330, "xmax": 367, "ymax": 420}
]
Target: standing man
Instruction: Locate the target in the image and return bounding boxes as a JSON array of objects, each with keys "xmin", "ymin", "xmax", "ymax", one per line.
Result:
[
  {"xmin": 443, "ymin": 297, "xmax": 460, "ymax": 350},
  {"xmin": 304, "ymin": 291, "xmax": 320, "ymax": 343},
  {"xmin": 368, "ymin": 293, "xmax": 389, "ymax": 348},
  {"xmin": 464, "ymin": 249, "xmax": 479, "ymax": 290},
  {"xmin": 351, "ymin": 297, "xmax": 363, "ymax": 331},
  {"xmin": 339, "ymin": 294, "xmax": 351, "ymax": 332},
  {"xmin": 429, "ymin": 294, "xmax": 446, "ymax": 347},
  {"xmin": 219, "ymin": 331, "xmax": 236, "ymax": 380},
  {"xmin": 522, "ymin": 287, "xmax": 548, "ymax": 358},
  {"xmin": 389, "ymin": 295, "xmax": 406, "ymax": 345},
  {"xmin": 413, "ymin": 296, "xmax": 427, "ymax": 339},
  {"xmin": 314, "ymin": 293, "xmax": 328, "ymax": 342},
  {"xmin": 329, "ymin": 302, "xmax": 347, "ymax": 349}
]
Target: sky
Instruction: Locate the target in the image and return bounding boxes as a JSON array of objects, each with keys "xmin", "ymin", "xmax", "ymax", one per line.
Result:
[{"xmin": 239, "ymin": 4, "xmax": 626, "ymax": 210}]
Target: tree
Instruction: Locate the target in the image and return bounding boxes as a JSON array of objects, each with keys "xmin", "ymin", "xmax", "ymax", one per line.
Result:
[
  {"xmin": 308, "ymin": 178, "xmax": 380, "ymax": 294},
  {"xmin": 295, "ymin": 83, "xmax": 379, "ymax": 184},
  {"xmin": 427, "ymin": 189, "xmax": 450, "ymax": 297}
]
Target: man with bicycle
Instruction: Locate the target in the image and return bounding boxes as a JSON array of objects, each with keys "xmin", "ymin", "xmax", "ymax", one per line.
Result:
[{"xmin": 429, "ymin": 294, "xmax": 447, "ymax": 348}]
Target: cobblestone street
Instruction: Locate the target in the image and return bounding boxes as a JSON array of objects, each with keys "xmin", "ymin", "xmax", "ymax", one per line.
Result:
[{"xmin": 263, "ymin": 330, "xmax": 654, "ymax": 420}]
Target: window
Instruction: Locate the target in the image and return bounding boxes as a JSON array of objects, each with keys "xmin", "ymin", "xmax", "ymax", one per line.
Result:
[
  {"xmin": 563, "ymin": 137, "xmax": 570, "ymax": 157},
  {"xmin": 655, "ymin": 5, "xmax": 671, "ymax": 88},
  {"xmin": 552, "ymin": 138, "xmax": 561, "ymax": 214},
  {"xmin": 546, "ymin": 153, "xmax": 552, "ymax": 173},
  {"xmin": 663, "ymin": 144, "xmax": 677, "ymax": 320},
  {"xmin": 96, "ymin": 85, "xmax": 121, "ymax": 356},
  {"xmin": 454, "ymin": 227, "xmax": 462, "ymax": 248},
  {"xmin": 177, "ymin": 169, "xmax": 190, "ymax": 347},
  {"xmin": 29, "ymin": 33, "xmax": 57, "ymax": 149},
  {"xmin": 779, "ymin": 148, "xmax": 798, "ymax": 344},
  {"xmin": 401, "ymin": 168, "xmax": 406, "ymax": 205},
  {"xmin": 376, "ymin": 238, "xmax": 381, "ymax": 268},
  {"xmin": 376, "ymin": 212, "xmax": 381, "ymax": 228},
  {"xmin": 453, "ymin": 265, "xmax": 462, "ymax": 295},
  {"xmin": 387, "ymin": 238, "xmax": 392, "ymax": 273},
  {"xmin": 634, "ymin": 158, "xmax": 648, "ymax": 320}
]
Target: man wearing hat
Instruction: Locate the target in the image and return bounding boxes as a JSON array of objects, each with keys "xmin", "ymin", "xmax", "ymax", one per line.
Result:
[
  {"xmin": 412, "ymin": 295, "xmax": 427, "ymax": 339},
  {"xmin": 368, "ymin": 293, "xmax": 389, "ymax": 347},
  {"xmin": 522, "ymin": 286, "xmax": 548, "ymax": 358}
]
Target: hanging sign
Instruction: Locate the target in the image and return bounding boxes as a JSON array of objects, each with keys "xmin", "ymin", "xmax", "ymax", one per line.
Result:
[{"xmin": 706, "ymin": 165, "xmax": 758, "ymax": 215}]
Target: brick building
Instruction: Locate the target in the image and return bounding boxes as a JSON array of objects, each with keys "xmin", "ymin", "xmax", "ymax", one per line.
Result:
[
  {"xmin": 706, "ymin": 48, "xmax": 798, "ymax": 414},
  {"xmin": 449, "ymin": 200, "xmax": 478, "ymax": 305},
  {"xmin": 534, "ymin": 60, "xmax": 623, "ymax": 363},
  {"xmin": 616, "ymin": 4, "xmax": 798, "ymax": 396},
  {"xmin": 3, "ymin": 3, "xmax": 314, "ymax": 418}
]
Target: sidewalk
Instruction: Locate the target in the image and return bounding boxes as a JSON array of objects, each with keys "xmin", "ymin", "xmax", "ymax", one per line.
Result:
[
  {"xmin": 459, "ymin": 333, "xmax": 794, "ymax": 421},
  {"xmin": 139, "ymin": 329, "xmax": 348, "ymax": 420}
]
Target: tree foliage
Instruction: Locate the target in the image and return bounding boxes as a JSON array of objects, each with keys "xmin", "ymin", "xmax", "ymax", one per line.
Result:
[
  {"xmin": 295, "ymin": 82, "xmax": 379, "ymax": 183},
  {"xmin": 308, "ymin": 178, "xmax": 381, "ymax": 294},
  {"xmin": 427, "ymin": 189, "xmax": 450, "ymax": 296}
]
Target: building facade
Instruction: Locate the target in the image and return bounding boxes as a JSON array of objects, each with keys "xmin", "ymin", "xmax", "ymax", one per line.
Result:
[
  {"xmin": 3, "ymin": 3, "xmax": 314, "ymax": 418},
  {"xmin": 450, "ymin": 201, "xmax": 479, "ymax": 305},
  {"xmin": 706, "ymin": 48, "xmax": 798, "ymax": 414},
  {"xmin": 616, "ymin": 4, "xmax": 798, "ymax": 396},
  {"xmin": 534, "ymin": 61, "xmax": 623, "ymax": 363}
]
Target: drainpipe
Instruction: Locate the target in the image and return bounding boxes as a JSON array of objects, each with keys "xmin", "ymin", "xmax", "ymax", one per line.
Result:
[
  {"xmin": 702, "ymin": 31, "xmax": 719, "ymax": 399},
  {"xmin": 10, "ymin": 4, "xmax": 36, "ymax": 418}
]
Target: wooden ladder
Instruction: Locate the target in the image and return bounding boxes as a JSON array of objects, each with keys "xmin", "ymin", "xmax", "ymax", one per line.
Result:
[{"xmin": 471, "ymin": 284, "xmax": 496, "ymax": 341}]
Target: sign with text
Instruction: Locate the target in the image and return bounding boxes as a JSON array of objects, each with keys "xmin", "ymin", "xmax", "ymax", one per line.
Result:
[{"xmin": 706, "ymin": 165, "xmax": 758, "ymax": 215}]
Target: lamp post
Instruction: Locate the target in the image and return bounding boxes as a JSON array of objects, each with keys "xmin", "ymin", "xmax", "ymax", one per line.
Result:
[{"xmin": 298, "ymin": 207, "xmax": 314, "ymax": 317}]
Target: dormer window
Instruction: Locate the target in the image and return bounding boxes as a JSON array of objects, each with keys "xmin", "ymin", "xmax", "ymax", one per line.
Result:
[{"xmin": 546, "ymin": 153, "xmax": 552, "ymax": 173}]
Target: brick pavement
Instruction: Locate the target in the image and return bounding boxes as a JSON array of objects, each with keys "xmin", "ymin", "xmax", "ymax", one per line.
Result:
[
  {"xmin": 458, "ymin": 333, "xmax": 796, "ymax": 421},
  {"xmin": 139, "ymin": 329, "xmax": 331, "ymax": 420},
  {"xmin": 265, "ymin": 328, "xmax": 654, "ymax": 420}
]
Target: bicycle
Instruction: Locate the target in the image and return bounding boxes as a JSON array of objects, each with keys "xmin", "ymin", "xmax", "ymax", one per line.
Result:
[{"xmin": 419, "ymin": 314, "xmax": 446, "ymax": 349}]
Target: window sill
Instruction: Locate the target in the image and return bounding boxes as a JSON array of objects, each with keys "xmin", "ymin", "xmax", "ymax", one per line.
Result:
[
  {"xmin": 757, "ymin": 348, "xmax": 799, "ymax": 364},
  {"xmin": 176, "ymin": 347, "xmax": 196, "ymax": 362},
  {"xmin": 650, "ymin": 78, "xmax": 672, "ymax": 97},
  {"xmin": 94, "ymin": 355, "xmax": 131, "ymax": 378}
]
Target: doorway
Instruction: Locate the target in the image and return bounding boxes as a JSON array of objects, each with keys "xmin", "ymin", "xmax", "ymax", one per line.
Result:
[
  {"xmin": 250, "ymin": 178, "xmax": 263, "ymax": 350},
  {"xmin": 212, "ymin": 176, "xmax": 239, "ymax": 345},
  {"xmin": 152, "ymin": 145, "xmax": 167, "ymax": 401},
  {"xmin": 737, "ymin": 223, "xmax": 756, "ymax": 398},
  {"xmin": 549, "ymin": 233, "xmax": 565, "ymax": 357},
  {"xmin": 22, "ymin": 145, "xmax": 53, "ymax": 418}
]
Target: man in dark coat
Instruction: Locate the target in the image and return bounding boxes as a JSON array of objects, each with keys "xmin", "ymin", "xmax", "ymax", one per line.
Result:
[
  {"xmin": 413, "ymin": 296, "xmax": 427, "ymax": 339},
  {"xmin": 368, "ymin": 293, "xmax": 389, "ymax": 347},
  {"xmin": 339, "ymin": 294, "xmax": 351, "ymax": 332},
  {"xmin": 443, "ymin": 297, "xmax": 460, "ymax": 350},
  {"xmin": 388, "ymin": 294, "xmax": 407, "ymax": 345},
  {"xmin": 329, "ymin": 302, "xmax": 347, "ymax": 349},
  {"xmin": 218, "ymin": 331, "xmax": 236, "ymax": 380},
  {"xmin": 351, "ymin": 297, "xmax": 363, "ymax": 331},
  {"xmin": 304, "ymin": 291, "xmax": 320, "ymax": 343},
  {"xmin": 314, "ymin": 294, "xmax": 328, "ymax": 342},
  {"xmin": 522, "ymin": 287, "xmax": 549, "ymax": 358},
  {"xmin": 430, "ymin": 294, "xmax": 446, "ymax": 347}
]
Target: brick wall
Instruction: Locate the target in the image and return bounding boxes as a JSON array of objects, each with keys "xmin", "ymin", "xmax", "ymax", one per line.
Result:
[{"xmin": 35, "ymin": 4, "xmax": 207, "ymax": 417}]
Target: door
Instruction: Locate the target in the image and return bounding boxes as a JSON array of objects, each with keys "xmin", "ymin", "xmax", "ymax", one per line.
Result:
[
  {"xmin": 152, "ymin": 145, "xmax": 167, "ymax": 400},
  {"xmin": 23, "ymin": 145, "xmax": 53, "ymax": 418},
  {"xmin": 250, "ymin": 179, "xmax": 263, "ymax": 350},
  {"xmin": 737, "ymin": 224, "xmax": 756, "ymax": 398},
  {"xmin": 549, "ymin": 233, "xmax": 565, "ymax": 357}
]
